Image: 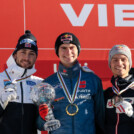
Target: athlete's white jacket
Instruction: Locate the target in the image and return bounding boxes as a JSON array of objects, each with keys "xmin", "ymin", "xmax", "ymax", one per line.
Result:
[{"xmin": 0, "ymin": 55, "xmax": 43, "ymax": 134}]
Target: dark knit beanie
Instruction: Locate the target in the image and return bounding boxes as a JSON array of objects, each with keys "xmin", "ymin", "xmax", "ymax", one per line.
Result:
[
  {"xmin": 13, "ymin": 30, "xmax": 38, "ymax": 55},
  {"xmin": 55, "ymin": 32, "xmax": 81, "ymax": 56}
]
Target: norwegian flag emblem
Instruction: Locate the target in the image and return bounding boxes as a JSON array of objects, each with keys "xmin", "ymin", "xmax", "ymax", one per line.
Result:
[{"xmin": 25, "ymin": 43, "xmax": 31, "ymax": 48}]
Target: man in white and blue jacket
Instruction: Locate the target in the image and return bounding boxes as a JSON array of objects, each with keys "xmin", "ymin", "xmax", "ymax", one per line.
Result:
[
  {"xmin": 35, "ymin": 32, "xmax": 105, "ymax": 134},
  {"xmin": 0, "ymin": 30, "xmax": 43, "ymax": 134}
]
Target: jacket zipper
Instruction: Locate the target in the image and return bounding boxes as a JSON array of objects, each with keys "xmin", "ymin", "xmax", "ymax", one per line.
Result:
[
  {"xmin": 20, "ymin": 69, "xmax": 27, "ymax": 134},
  {"xmin": 71, "ymin": 78, "xmax": 75, "ymax": 134},
  {"xmin": 20, "ymin": 82, "xmax": 24, "ymax": 134},
  {"xmin": 115, "ymin": 113, "xmax": 119, "ymax": 134}
]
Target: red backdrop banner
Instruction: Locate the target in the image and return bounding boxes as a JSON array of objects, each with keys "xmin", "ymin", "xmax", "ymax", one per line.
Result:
[{"xmin": 1, "ymin": 1, "xmax": 134, "ymax": 133}]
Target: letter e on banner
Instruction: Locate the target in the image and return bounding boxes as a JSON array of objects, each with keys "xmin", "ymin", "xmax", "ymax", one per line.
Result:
[{"xmin": 115, "ymin": 4, "xmax": 134, "ymax": 27}]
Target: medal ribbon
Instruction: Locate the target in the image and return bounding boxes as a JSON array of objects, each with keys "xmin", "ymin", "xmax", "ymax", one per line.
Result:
[
  {"xmin": 57, "ymin": 70, "xmax": 81, "ymax": 104},
  {"xmin": 112, "ymin": 78, "xmax": 120, "ymax": 95},
  {"xmin": 5, "ymin": 69, "xmax": 31, "ymax": 82},
  {"xmin": 112, "ymin": 86, "xmax": 120, "ymax": 95},
  {"xmin": 112, "ymin": 81, "xmax": 134, "ymax": 95}
]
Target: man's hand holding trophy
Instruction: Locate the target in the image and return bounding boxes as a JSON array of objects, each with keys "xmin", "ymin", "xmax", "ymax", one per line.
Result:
[{"xmin": 30, "ymin": 82, "xmax": 61, "ymax": 132}]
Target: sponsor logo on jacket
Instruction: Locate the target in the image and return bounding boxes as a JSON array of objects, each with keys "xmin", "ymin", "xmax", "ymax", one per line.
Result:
[
  {"xmin": 26, "ymin": 81, "xmax": 36, "ymax": 86},
  {"xmin": 79, "ymin": 81, "xmax": 86, "ymax": 88},
  {"xmin": 3, "ymin": 79, "xmax": 11, "ymax": 86}
]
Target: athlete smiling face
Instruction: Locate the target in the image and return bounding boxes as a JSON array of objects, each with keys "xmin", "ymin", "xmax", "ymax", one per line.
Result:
[
  {"xmin": 58, "ymin": 43, "xmax": 78, "ymax": 68},
  {"xmin": 13, "ymin": 49, "xmax": 37, "ymax": 69},
  {"xmin": 110, "ymin": 54, "xmax": 130, "ymax": 78}
]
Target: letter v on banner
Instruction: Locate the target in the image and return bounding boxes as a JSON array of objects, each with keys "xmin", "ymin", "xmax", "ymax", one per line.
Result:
[{"xmin": 60, "ymin": 4, "xmax": 94, "ymax": 26}]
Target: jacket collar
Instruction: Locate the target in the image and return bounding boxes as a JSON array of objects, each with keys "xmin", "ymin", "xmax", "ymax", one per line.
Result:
[
  {"xmin": 111, "ymin": 74, "xmax": 134, "ymax": 90},
  {"xmin": 58, "ymin": 61, "xmax": 81, "ymax": 78},
  {"xmin": 6, "ymin": 54, "xmax": 36, "ymax": 81}
]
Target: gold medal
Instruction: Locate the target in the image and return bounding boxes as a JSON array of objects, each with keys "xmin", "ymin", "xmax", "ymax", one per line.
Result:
[
  {"xmin": 65, "ymin": 103, "xmax": 79, "ymax": 116},
  {"xmin": 57, "ymin": 71, "xmax": 81, "ymax": 116}
]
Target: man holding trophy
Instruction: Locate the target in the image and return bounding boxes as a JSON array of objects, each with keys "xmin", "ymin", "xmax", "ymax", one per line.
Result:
[
  {"xmin": 0, "ymin": 30, "xmax": 43, "ymax": 134},
  {"xmin": 104, "ymin": 45, "xmax": 134, "ymax": 134},
  {"xmin": 32, "ymin": 32, "xmax": 105, "ymax": 134},
  {"xmin": 31, "ymin": 82, "xmax": 61, "ymax": 132}
]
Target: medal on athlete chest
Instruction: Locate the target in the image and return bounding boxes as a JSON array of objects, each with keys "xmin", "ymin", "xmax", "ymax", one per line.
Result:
[
  {"xmin": 66, "ymin": 103, "xmax": 79, "ymax": 116},
  {"xmin": 111, "ymin": 95, "xmax": 123, "ymax": 107},
  {"xmin": 57, "ymin": 71, "xmax": 81, "ymax": 116},
  {"xmin": 111, "ymin": 81, "xmax": 134, "ymax": 107}
]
